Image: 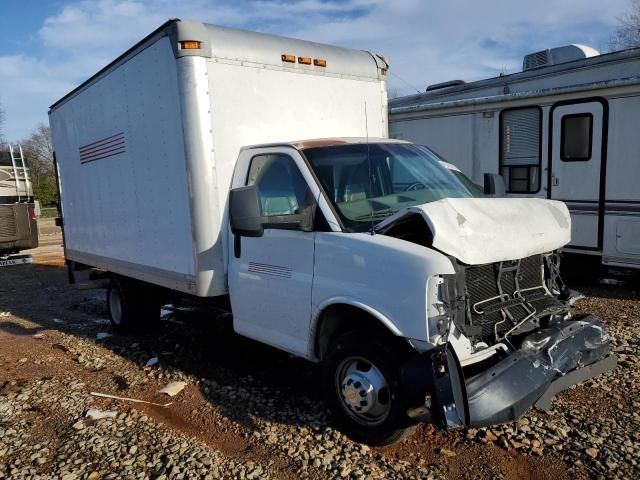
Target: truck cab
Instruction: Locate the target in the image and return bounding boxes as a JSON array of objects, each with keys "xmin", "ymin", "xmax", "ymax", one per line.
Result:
[{"xmin": 224, "ymin": 138, "xmax": 615, "ymax": 444}]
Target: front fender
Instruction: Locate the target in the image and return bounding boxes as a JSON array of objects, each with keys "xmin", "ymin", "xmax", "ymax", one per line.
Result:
[
  {"xmin": 311, "ymin": 231, "xmax": 455, "ymax": 354},
  {"xmin": 312, "ymin": 297, "xmax": 403, "ymax": 337}
]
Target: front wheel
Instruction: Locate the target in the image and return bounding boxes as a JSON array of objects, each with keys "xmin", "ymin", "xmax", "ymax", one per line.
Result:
[{"xmin": 323, "ymin": 331, "xmax": 415, "ymax": 445}]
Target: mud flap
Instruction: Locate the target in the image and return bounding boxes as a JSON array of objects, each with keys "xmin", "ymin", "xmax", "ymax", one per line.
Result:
[{"xmin": 399, "ymin": 345, "xmax": 468, "ymax": 429}]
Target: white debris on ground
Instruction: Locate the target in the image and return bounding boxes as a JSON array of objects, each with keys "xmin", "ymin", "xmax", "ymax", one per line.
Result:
[
  {"xmin": 85, "ymin": 408, "xmax": 118, "ymax": 420},
  {"xmin": 158, "ymin": 381, "xmax": 187, "ymax": 397}
]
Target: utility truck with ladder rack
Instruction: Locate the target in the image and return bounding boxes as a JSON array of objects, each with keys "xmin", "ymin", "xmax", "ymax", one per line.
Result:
[
  {"xmin": 0, "ymin": 145, "xmax": 38, "ymax": 266},
  {"xmin": 50, "ymin": 20, "xmax": 616, "ymax": 445}
]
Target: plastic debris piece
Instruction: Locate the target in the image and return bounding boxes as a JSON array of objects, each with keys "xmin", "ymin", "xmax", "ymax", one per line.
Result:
[
  {"xmin": 96, "ymin": 332, "xmax": 112, "ymax": 340},
  {"xmin": 158, "ymin": 381, "xmax": 187, "ymax": 397},
  {"xmin": 0, "ymin": 312, "xmax": 10, "ymax": 317},
  {"xmin": 90, "ymin": 391, "xmax": 172, "ymax": 407},
  {"xmin": 32, "ymin": 333, "xmax": 45, "ymax": 339},
  {"xmin": 52, "ymin": 318, "xmax": 64, "ymax": 323},
  {"xmin": 145, "ymin": 357, "xmax": 159, "ymax": 367},
  {"xmin": 85, "ymin": 409, "xmax": 118, "ymax": 420}
]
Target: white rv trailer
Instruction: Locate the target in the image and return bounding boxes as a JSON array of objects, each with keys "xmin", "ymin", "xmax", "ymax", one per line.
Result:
[
  {"xmin": 389, "ymin": 44, "xmax": 640, "ymax": 271},
  {"xmin": 50, "ymin": 22, "xmax": 614, "ymax": 445}
]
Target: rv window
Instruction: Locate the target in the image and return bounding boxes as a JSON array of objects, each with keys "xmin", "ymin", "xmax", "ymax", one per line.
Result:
[
  {"xmin": 500, "ymin": 107, "xmax": 541, "ymax": 193},
  {"xmin": 247, "ymin": 154, "xmax": 311, "ymax": 217},
  {"xmin": 561, "ymin": 113, "xmax": 593, "ymax": 161}
]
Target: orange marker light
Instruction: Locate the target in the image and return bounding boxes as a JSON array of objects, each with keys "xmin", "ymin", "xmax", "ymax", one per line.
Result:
[
  {"xmin": 313, "ymin": 58, "xmax": 327, "ymax": 67},
  {"xmin": 298, "ymin": 56, "xmax": 312, "ymax": 65},
  {"xmin": 281, "ymin": 54, "xmax": 296, "ymax": 63},
  {"xmin": 180, "ymin": 41, "xmax": 201, "ymax": 50}
]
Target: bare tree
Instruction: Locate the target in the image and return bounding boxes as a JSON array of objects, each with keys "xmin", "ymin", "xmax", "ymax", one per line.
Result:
[
  {"xmin": 21, "ymin": 124, "xmax": 58, "ymax": 206},
  {"xmin": 610, "ymin": 0, "xmax": 640, "ymax": 51}
]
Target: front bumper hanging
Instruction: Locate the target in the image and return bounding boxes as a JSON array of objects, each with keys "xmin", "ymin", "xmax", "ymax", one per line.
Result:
[
  {"xmin": 465, "ymin": 314, "xmax": 616, "ymax": 427},
  {"xmin": 402, "ymin": 314, "xmax": 616, "ymax": 429}
]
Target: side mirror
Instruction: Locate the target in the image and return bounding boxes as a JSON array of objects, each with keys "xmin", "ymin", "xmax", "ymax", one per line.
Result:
[
  {"xmin": 230, "ymin": 185, "xmax": 265, "ymax": 237},
  {"xmin": 230, "ymin": 186, "xmax": 317, "ymax": 237},
  {"xmin": 483, "ymin": 173, "xmax": 506, "ymax": 195}
]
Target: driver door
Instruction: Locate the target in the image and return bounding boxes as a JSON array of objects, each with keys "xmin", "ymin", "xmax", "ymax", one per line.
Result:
[{"xmin": 228, "ymin": 149, "xmax": 316, "ymax": 357}]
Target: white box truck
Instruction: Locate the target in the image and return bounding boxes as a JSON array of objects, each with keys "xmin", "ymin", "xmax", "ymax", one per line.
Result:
[{"xmin": 50, "ymin": 19, "xmax": 615, "ymax": 445}]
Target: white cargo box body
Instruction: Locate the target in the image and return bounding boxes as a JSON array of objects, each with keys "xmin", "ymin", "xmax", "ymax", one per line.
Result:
[{"xmin": 50, "ymin": 19, "xmax": 389, "ymax": 296}]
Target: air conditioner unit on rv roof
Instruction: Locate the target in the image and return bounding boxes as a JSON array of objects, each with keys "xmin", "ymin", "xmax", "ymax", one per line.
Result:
[{"xmin": 522, "ymin": 44, "xmax": 599, "ymax": 71}]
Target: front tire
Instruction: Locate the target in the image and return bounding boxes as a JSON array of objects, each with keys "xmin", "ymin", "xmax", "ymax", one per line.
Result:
[
  {"xmin": 323, "ymin": 331, "xmax": 416, "ymax": 445},
  {"xmin": 107, "ymin": 276, "xmax": 160, "ymax": 332}
]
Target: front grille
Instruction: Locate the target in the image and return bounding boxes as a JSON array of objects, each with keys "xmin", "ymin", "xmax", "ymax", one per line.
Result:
[
  {"xmin": 465, "ymin": 255, "xmax": 563, "ymax": 341},
  {"xmin": 0, "ymin": 205, "xmax": 16, "ymax": 238}
]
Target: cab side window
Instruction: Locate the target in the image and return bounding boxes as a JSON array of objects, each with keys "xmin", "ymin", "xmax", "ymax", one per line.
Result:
[{"xmin": 247, "ymin": 154, "xmax": 311, "ymax": 217}]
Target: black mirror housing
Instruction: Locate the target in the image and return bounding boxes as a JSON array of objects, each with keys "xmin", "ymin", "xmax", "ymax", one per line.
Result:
[
  {"xmin": 229, "ymin": 185, "xmax": 265, "ymax": 237},
  {"xmin": 483, "ymin": 173, "xmax": 506, "ymax": 195}
]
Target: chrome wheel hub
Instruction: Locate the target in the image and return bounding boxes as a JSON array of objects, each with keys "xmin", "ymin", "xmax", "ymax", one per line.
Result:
[
  {"xmin": 336, "ymin": 357, "xmax": 390, "ymax": 426},
  {"xmin": 342, "ymin": 372, "xmax": 376, "ymax": 413}
]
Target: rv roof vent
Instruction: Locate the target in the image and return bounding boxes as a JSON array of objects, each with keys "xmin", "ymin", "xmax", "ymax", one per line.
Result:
[
  {"xmin": 523, "ymin": 44, "xmax": 599, "ymax": 71},
  {"xmin": 426, "ymin": 79, "xmax": 467, "ymax": 92}
]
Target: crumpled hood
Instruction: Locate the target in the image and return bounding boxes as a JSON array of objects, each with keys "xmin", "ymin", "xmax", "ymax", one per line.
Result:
[{"xmin": 376, "ymin": 197, "xmax": 571, "ymax": 265}]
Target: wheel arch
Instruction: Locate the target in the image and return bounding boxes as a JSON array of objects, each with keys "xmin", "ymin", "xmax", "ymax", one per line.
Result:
[{"xmin": 311, "ymin": 299, "xmax": 404, "ymax": 362}]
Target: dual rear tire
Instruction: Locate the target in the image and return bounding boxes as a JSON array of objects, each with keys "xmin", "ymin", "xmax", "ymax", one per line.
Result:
[{"xmin": 107, "ymin": 276, "xmax": 161, "ymax": 331}]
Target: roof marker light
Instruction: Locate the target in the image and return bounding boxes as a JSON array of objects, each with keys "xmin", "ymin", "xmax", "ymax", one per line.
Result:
[
  {"xmin": 313, "ymin": 58, "xmax": 327, "ymax": 67},
  {"xmin": 180, "ymin": 41, "xmax": 201, "ymax": 50},
  {"xmin": 281, "ymin": 54, "xmax": 296, "ymax": 63},
  {"xmin": 298, "ymin": 56, "xmax": 312, "ymax": 65}
]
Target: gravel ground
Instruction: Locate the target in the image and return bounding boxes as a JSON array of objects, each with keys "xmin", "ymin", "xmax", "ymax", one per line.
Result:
[{"xmin": 0, "ymin": 220, "xmax": 638, "ymax": 479}]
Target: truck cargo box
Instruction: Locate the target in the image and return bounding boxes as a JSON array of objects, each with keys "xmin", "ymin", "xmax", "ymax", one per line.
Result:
[{"xmin": 49, "ymin": 19, "xmax": 389, "ymax": 296}]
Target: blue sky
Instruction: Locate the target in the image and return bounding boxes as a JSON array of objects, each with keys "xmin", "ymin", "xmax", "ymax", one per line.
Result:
[{"xmin": 0, "ymin": 0, "xmax": 631, "ymax": 141}]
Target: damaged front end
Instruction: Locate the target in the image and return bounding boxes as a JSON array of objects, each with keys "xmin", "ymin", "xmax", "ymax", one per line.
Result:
[
  {"xmin": 378, "ymin": 197, "xmax": 616, "ymax": 430},
  {"xmin": 401, "ymin": 252, "xmax": 616, "ymax": 430}
]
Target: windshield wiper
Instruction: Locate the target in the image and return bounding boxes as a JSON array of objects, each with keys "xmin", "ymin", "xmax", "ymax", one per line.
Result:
[{"xmin": 353, "ymin": 209, "xmax": 395, "ymax": 221}]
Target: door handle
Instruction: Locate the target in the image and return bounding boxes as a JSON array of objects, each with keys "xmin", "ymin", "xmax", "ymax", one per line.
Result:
[{"xmin": 552, "ymin": 175, "xmax": 559, "ymax": 186}]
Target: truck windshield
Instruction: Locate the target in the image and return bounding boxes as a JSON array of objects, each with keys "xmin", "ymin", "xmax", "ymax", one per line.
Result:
[{"xmin": 302, "ymin": 143, "xmax": 481, "ymax": 232}]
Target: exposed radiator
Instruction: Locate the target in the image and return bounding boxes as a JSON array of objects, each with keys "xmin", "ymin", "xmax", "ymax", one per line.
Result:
[{"xmin": 465, "ymin": 255, "xmax": 563, "ymax": 341}]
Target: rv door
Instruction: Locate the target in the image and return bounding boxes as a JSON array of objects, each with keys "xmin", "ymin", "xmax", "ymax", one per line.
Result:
[{"xmin": 549, "ymin": 100, "xmax": 605, "ymax": 250}]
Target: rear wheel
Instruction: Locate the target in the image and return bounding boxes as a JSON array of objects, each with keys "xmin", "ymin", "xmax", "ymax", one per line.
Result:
[
  {"xmin": 107, "ymin": 276, "xmax": 161, "ymax": 332},
  {"xmin": 323, "ymin": 331, "xmax": 415, "ymax": 445}
]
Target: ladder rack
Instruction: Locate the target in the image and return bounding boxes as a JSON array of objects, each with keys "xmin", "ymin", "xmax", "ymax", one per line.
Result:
[{"xmin": 7, "ymin": 145, "xmax": 31, "ymax": 203}]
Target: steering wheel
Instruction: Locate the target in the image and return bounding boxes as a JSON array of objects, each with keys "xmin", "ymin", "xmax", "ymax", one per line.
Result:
[{"xmin": 405, "ymin": 182, "xmax": 426, "ymax": 191}]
